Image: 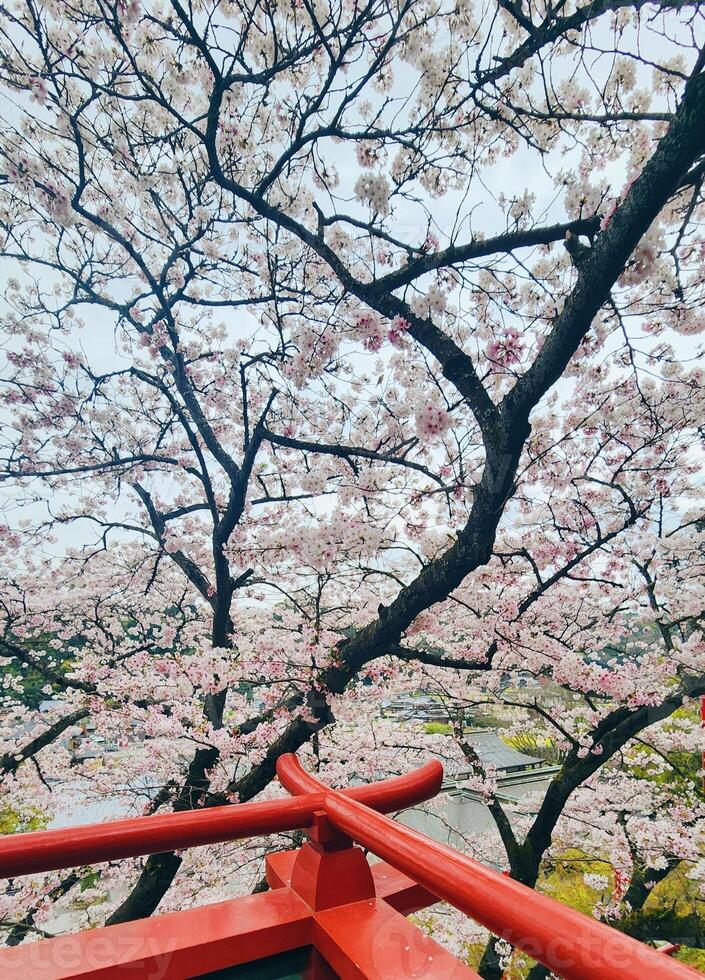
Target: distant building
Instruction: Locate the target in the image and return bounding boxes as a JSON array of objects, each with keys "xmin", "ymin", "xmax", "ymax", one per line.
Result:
[
  {"xmin": 381, "ymin": 692, "xmax": 460, "ymax": 723},
  {"xmin": 436, "ymin": 729, "xmax": 550, "ymax": 779},
  {"xmin": 400, "ymin": 728, "xmax": 560, "ymax": 853},
  {"xmin": 39, "ymin": 699, "xmax": 70, "ymax": 713},
  {"xmin": 70, "ymin": 736, "xmax": 119, "ymax": 765}
]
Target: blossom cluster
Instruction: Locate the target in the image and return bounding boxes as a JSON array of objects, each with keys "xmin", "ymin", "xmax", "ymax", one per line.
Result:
[{"xmin": 353, "ymin": 173, "xmax": 391, "ymax": 215}]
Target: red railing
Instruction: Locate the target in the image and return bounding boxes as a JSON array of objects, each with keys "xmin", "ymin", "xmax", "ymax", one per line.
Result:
[
  {"xmin": 0, "ymin": 759, "xmax": 442, "ymax": 877},
  {"xmin": 0, "ymin": 753, "xmax": 698, "ymax": 980}
]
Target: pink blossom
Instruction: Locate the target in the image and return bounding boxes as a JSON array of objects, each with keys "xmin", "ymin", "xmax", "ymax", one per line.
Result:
[
  {"xmin": 486, "ymin": 329, "xmax": 524, "ymax": 366},
  {"xmin": 600, "ymin": 198, "xmax": 619, "ymax": 230},
  {"xmin": 387, "ymin": 315, "xmax": 410, "ymax": 346},
  {"xmin": 414, "ymin": 402, "xmax": 451, "ymax": 440}
]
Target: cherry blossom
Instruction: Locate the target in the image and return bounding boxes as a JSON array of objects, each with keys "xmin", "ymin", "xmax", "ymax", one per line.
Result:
[{"xmin": 0, "ymin": 0, "xmax": 704, "ymax": 972}]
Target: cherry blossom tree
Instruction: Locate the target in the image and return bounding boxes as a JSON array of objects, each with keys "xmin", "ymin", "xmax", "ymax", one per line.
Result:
[{"xmin": 1, "ymin": 0, "xmax": 704, "ymax": 974}]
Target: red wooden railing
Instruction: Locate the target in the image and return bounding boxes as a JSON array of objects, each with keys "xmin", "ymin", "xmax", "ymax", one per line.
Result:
[
  {"xmin": 0, "ymin": 759, "xmax": 443, "ymax": 878},
  {"xmin": 0, "ymin": 753, "xmax": 698, "ymax": 980}
]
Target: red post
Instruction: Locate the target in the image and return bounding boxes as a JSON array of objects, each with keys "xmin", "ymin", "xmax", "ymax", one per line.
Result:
[
  {"xmin": 288, "ymin": 811, "xmax": 375, "ymax": 910},
  {"xmin": 276, "ymin": 754, "xmax": 700, "ymax": 980}
]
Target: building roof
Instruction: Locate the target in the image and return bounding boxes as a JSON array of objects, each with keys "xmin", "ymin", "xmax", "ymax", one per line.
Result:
[
  {"xmin": 436, "ymin": 731, "xmax": 546, "ymax": 778},
  {"xmin": 465, "ymin": 731, "xmax": 544, "ymax": 771}
]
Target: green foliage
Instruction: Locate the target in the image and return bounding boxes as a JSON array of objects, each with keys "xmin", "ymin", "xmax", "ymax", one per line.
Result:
[
  {"xmin": 0, "ymin": 805, "xmax": 47, "ymax": 834},
  {"xmin": 1, "ymin": 633, "xmax": 79, "ymax": 708},
  {"xmin": 624, "ymin": 717, "xmax": 701, "ymax": 788},
  {"xmin": 676, "ymin": 947, "xmax": 705, "ymax": 970},
  {"xmin": 423, "ymin": 721, "xmax": 452, "ymax": 735},
  {"xmin": 502, "ymin": 731, "xmax": 569, "ymax": 767},
  {"xmin": 79, "ymin": 871, "xmax": 102, "ymax": 892},
  {"xmin": 538, "ymin": 849, "xmax": 613, "ymax": 914},
  {"xmin": 644, "ymin": 861, "xmax": 704, "ymax": 924}
]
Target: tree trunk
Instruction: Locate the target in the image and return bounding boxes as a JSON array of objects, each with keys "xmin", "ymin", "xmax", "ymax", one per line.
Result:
[{"xmin": 106, "ymin": 697, "xmax": 225, "ymax": 924}]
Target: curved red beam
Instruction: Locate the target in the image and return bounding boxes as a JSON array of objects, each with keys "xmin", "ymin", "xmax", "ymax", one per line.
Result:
[
  {"xmin": 0, "ymin": 756, "xmax": 443, "ymax": 879},
  {"xmin": 276, "ymin": 752, "xmax": 443, "ymax": 810},
  {"xmin": 324, "ymin": 791, "xmax": 700, "ymax": 980}
]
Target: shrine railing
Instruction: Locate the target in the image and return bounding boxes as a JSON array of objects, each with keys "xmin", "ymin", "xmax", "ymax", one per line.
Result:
[{"xmin": 0, "ymin": 753, "xmax": 697, "ymax": 980}]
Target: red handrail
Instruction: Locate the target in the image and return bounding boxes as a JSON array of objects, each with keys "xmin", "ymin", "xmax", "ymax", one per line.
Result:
[
  {"xmin": 323, "ymin": 792, "xmax": 698, "ymax": 980},
  {"xmin": 0, "ymin": 759, "xmax": 441, "ymax": 878},
  {"xmin": 276, "ymin": 752, "xmax": 443, "ymax": 810}
]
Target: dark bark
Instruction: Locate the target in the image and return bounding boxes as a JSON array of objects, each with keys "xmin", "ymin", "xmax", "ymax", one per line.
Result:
[
  {"xmin": 476, "ymin": 683, "xmax": 705, "ymax": 976},
  {"xmin": 4, "ymin": 871, "xmax": 80, "ymax": 947},
  {"xmin": 0, "ymin": 636, "xmax": 97, "ymax": 695},
  {"xmin": 525, "ymin": 964, "xmax": 550, "ymax": 980},
  {"xmin": 105, "ymin": 404, "xmax": 271, "ymax": 923},
  {"xmin": 105, "ymin": 852, "xmax": 183, "ymax": 926},
  {"xmin": 106, "ymin": 706, "xmax": 224, "ymax": 925},
  {"xmin": 373, "ymin": 217, "xmax": 601, "ymax": 292},
  {"xmin": 478, "ymin": 941, "xmax": 506, "ymax": 980},
  {"xmin": 1, "ymin": 709, "xmax": 88, "ymax": 778},
  {"xmin": 617, "ymin": 907, "xmax": 705, "ymax": 949}
]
